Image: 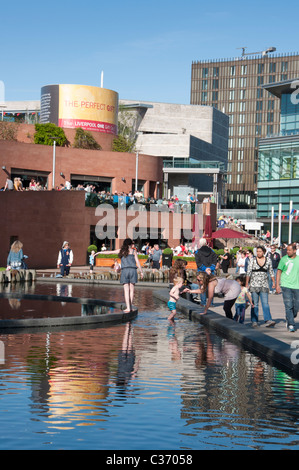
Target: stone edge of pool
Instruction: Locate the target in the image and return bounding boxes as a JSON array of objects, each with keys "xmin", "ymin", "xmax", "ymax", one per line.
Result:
[
  {"xmin": 0, "ymin": 291, "xmax": 138, "ymax": 329},
  {"xmin": 153, "ymin": 288, "xmax": 299, "ymax": 379}
]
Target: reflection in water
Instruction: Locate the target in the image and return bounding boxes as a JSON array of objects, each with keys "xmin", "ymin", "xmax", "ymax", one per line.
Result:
[
  {"xmin": 0, "ymin": 282, "xmax": 122, "ymax": 319},
  {"xmin": 0, "ymin": 284, "xmax": 299, "ymax": 449}
]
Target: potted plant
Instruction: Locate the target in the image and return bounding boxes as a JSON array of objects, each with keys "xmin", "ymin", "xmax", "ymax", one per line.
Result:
[{"xmin": 162, "ymin": 248, "xmax": 173, "ymax": 268}]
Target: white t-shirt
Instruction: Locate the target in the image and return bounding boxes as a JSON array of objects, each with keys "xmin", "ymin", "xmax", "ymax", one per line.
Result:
[{"xmin": 238, "ymin": 257, "xmax": 246, "ymax": 274}]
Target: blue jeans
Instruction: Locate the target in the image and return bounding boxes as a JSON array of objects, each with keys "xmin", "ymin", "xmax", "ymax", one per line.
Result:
[
  {"xmin": 234, "ymin": 303, "xmax": 246, "ymax": 324},
  {"xmin": 250, "ymin": 291, "xmax": 272, "ymax": 323},
  {"xmin": 190, "ymin": 283, "xmax": 199, "ymax": 299},
  {"xmin": 200, "ymin": 290, "xmax": 215, "ymax": 307},
  {"xmin": 281, "ymin": 287, "xmax": 299, "ymax": 327}
]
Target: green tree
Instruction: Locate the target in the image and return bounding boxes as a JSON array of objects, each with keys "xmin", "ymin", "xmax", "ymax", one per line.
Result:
[
  {"xmin": 112, "ymin": 134, "xmax": 135, "ymax": 152},
  {"xmin": 73, "ymin": 128, "xmax": 102, "ymax": 150},
  {"xmin": 34, "ymin": 123, "xmax": 68, "ymax": 146}
]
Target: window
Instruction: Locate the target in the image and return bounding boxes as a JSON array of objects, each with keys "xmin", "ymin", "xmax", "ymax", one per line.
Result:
[
  {"xmin": 229, "ymin": 90, "xmax": 235, "ymax": 100},
  {"xmin": 256, "ymin": 125, "xmax": 261, "ymax": 135},
  {"xmin": 240, "ymin": 77, "xmax": 247, "ymax": 88},
  {"xmin": 201, "ymin": 91, "xmax": 207, "ymax": 102},
  {"xmin": 202, "ymin": 68, "xmax": 208, "ymax": 78},
  {"xmin": 212, "ymin": 91, "xmax": 218, "ymax": 101},
  {"xmin": 241, "ymin": 65, "xmax": 247, "ymax": 75},
  {"xmin": 268, "ymin": 100, "xmax": 274, "ymax": 110},
  {"xmin": 269, "ymin": 75, "xmax": 276, "ymax": 83},
  {"xmin": 202, "ymin": 79, "xmax": 208, "ymax": 90},
  {"xmin": 269, "ymin": 63, "xmax": 276, "ymax": 73},
  {"xmin": 240, "ymin": 89, "xmax": 246, "ymax": 99},
  {"xmin": 258, "ymin": 63, "xmax": 264, "ymax": 74},
  {"xmin": 257, "ymin": 76, "xmax": 264, "ymax": 85},
  {"xmin": 257, "ymin": 88, "xmax": 263, "ymax": 98},
  {"xmin": 213, "ymin": 67, "xmax": 219, "ymax": 77},
  {"xmin": 256, "ymin": 101, "xmax": 263, "ymax": 111},
  {"xmin": 212, "ymin": 79, "xmax": 218, "ymax": 89},
  {"xmin": 230, "ymin": 78, "xmax": 235, "ymax": 88},
  {"xmin": 230, "ymin": 66, "xmax": 235, "ymax": 75},
  {"xmin": 281, "ymin": 61, "xmax": 288, "ymax": 72}
]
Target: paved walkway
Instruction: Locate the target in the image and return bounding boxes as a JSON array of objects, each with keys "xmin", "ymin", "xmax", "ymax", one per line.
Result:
[{"xmin": 208, "ymin": 291, "xmax": 298, "ymax": 345}]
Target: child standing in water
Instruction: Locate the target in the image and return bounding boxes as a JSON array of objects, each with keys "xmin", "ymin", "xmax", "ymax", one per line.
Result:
[
  {"xmin": 89, "ymin": 250, "xmax": 100, "ymax": 274},
  {"xmin": 167, "ymin": 277, "xmax": 184, "ymax": 321},
  {"xmin": 104, "ymin": 238, "xmax": 143, "ymax": 313},
  {"xmin": 234, "ymin": 275, "xmax": 254, "ymax": 324}
]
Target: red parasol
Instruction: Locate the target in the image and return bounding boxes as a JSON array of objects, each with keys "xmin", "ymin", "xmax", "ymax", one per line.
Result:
[{"xmin": 204, "ymin": 214, "xmax": 213, "ymax": 247}]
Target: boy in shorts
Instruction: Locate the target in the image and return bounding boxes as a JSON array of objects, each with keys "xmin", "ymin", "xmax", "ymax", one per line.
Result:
[{"xmin": 167, "ymin": 277, "xmax": 184, "ymax": 321}]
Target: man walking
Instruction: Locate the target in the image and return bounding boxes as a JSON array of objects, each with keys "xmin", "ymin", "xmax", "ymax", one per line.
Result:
[
  {"xmin": 267, "ymin": 244, "xmax": 280, "ymax": 293},
  {"xmin": 276, "ymin": 243, "xmax": 299, "ymax": 332},
  {"xmin": 152, "ymin": 244, "xmax": 162, "ymax": 270}
]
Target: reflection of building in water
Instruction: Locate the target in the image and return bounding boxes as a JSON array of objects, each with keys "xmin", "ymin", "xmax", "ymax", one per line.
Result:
[
  {"xmin": 179, "ymin": 329, "xmax": 276, "ymax": 424},
  {"xmin": 15, "ymin": 326, "xmax": 128, "ymax": 424},
  {"xmin": 81, "ymin": 304, "xmax": 112, "ymax": 316}
]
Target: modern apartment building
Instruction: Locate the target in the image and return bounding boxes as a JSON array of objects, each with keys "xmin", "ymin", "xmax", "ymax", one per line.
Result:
[{"xmin": 190, "ymin": 51, "xmax": 299, "ymax": 208}]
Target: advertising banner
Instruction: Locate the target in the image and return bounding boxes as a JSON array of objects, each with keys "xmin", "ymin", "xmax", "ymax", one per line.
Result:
[{"xmin": 40, "ymin": 84, "xmax": 118, "ymax": 135}]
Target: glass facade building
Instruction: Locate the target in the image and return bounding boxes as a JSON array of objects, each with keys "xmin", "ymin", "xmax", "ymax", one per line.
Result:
[{"xmin": 257, "ymin": 80, "xmax": 299, "ymax": 240}]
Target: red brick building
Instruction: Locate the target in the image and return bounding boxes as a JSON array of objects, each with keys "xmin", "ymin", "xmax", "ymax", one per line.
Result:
[{"xmin": 0, "ymin": 124, "xmax": 216, "ymax": 268}]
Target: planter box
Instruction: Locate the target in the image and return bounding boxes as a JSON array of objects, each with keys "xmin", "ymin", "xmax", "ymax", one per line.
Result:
[
  {"xmin": 95, "ymin": 257, "xmax": 148, "ymax": 268},
  {"xmin": 96, "ymin": 258, "xmax": 119, "ymax": 267},
  {"xmin": 186, "ymin": 261, "xmax": 197, "ymax": 270}
]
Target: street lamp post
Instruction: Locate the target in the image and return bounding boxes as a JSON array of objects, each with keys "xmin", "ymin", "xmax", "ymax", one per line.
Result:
[
  {"xmin": 135, "ymin": 131, "xmax": 142, "ymax": 192},
  {"xmin": 50, "ymin": 137, "xmax": 57, "ymax": 189},
  {"xmin": 135, "ymin": 150, "xmax": 139, "ymax": 192}
]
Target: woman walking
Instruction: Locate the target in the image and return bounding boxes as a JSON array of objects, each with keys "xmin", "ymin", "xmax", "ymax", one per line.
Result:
[
  {"xmin": 184, "ymin": 272, "xmax": 241, "ymax": 319},
  {"xmin": 219, "ymin": 247, "xmax": 231, "ymax": 274},
  {"xmin": 246, "ymin": 245, "xmax": 276, "ymax": 327},
  {"xmin": 106, "ymin": 239, "xmax": 143, "ymax": 313}
]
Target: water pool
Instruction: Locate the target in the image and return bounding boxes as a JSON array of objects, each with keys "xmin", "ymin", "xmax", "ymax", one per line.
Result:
[{"xmin": 0, "ymin": 283, "xmax": 299, "ymax": 450}]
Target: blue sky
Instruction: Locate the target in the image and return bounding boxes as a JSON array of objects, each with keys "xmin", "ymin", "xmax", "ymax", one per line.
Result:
[{"xmin": 1, "ymin": 0, "xmax": 299, "ymax": 104}]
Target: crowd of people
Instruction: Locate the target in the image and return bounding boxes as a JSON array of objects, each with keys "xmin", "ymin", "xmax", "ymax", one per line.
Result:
[
  {"xmin": 4, "ymin": 232, "xmax": 299, "ymax": 333},
  {"xmin": 2, "ymin": 177, "xmax": 217, "ymax": 214},
  {"xmin": 164, "ymin": 237, "xmax": 299, "ymax": 332}
]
